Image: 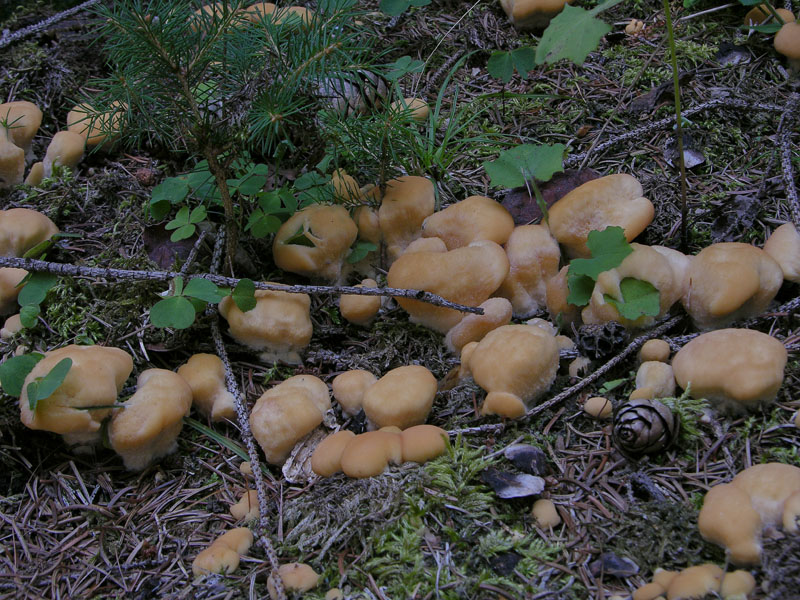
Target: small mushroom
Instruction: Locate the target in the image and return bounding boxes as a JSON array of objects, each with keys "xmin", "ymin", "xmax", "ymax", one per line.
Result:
[
  {"xmin": 763, "ymin": 222, "xmax": 800, "ymax": 283},
  {"xmin": 310, "ymin": 430, "xmax": 356, "ymax": 476},
  {"xmin": 177, "ymin": 354, "xmax": 236, "ymax": 421},
  {"xmin": 242, "ymin": 2, "xmax": 276, "ymax": 21},
  {"xmin": 362, "ymin": 365, "xmax": 437, "ymax": 430},
  {"xmin": 19, "ymin": 344, "xmax": 133, "ymax": 448},
  {"xmin": 0, "ymin": 268, "xmax": 27, "ymax": 315},
  {"xmin": 639, "ymin": 339, "xmax": 671, "ymax": 363},
  {"xmin": 545, "ymin": 265, "xmax": 581, "ymax": 326},
  {"xmin": 671, "ymin": 328, "xmax": 787, "ymax": 414},
  {"xmin": 532, "ymin": 499, "xmax": 561, "ymax": 528},
  {"xmin": 720, "ymin": 570, "xmax": 756, "ymax": 600},
  {"xmin": 330, "ymin": 168, "xmax": 361, "ymax": 202},
  {"xmin": 744, "ymin": 5, "xmax": 795, "ymax": 26},
  {"xmin": 547, "ymin": 174, "xmax": 654, "ymax": 259},
  {"xmin": 331, "ymin": 369, "xmax": 378, "ymax": 416},
  {"xmin": 389, "ymin": 97, "xmax": 429, "ymax": 122},
  {"xmin": 630, "ymin": 361, "xmax": 675, "ymax": 400},
  {"xmin": 499, "ymin": 0, "xmax": 574, "ymax": 30},
  {"xmin": 774, "ymin": 21, "xmax": 800, "ymax": 71},
  {"xmin": 387, "ymin": 240, "xmax": 509, "ymax": 333},
  {"xmin": 681, "ymin": 243, "xmax": 783, "ymax": 329},
  {"xmin": 108, "ymin": 369, "xmax": 193, "ymax": 471},
  {"xmin": 0, "ymin": 313, "xmax": 22, "ymax": 339},
  {"xmin": 339, "ymin": 430, "xmax": 403, "ymax": 478},
  {"xmin": 633, "ymin": 582, "xmax": 667, "ymax": 600},
  {"xmin": 267, "ymin": 563, "xmax": 319, "ymax": 599},
  {"xmin": 230, "ymin": 489, "xmax": 259, "ymax": 521},
  {"xmin": 24, "ymin": 162, "xmax": 43, "ymax": 186},
  {"xmin": 374, "ymin": 175, "xmax": 435, "ymax": 262},
  {"xmin": 444, "ymin": 297, "xmax": 513, "ymax": 353},
  {"xmin": 421, "ymin": 195, "xmax": 515, "ymax": 250},
  {"xmin": 665, "ymin": 564, "xmax": 723, "ymax": 599},
  {"xmin": 698, "ymin": 462, "xmax": 800, "ymax": 565},
  {"xmin": 625, "ymin": 19, "xmax": 645, "ymax": 35},
  {"xmin": 583, "ymin": 396, "xmax": 613, "ymax": 419},
  {"xmin": 0, "ymin": 134, "xmax": 24, "ymax": 188},
  {"xmin": 250, "ymin": 375, "xmax": 331, "ymax": 465},
  {"xmin": 273, "ymin": 6, "xmax": 315, "ymax": 26},
  {"xmin": 568, "ymin": 356, "xmax": 591, "ymax": 378},
  {"xmin": 192, "ymin": 527, "xmax": 254, "ymax": 577},
  {"xmin": 273, "ymin": 204, "xmax": 358, "ymax": 282},
  {"xmin": 339, "ymin": 278, "xmax": 382, "ymax": 326},
  {"xmin": 0, "ymin": 208, "xmax": 59, "ymax": 258},
  {"xmin": 42, "ymin": 131, "xmax": 85, "ymax": 177},
  {"xmin": 0, "ymin": 101, "xmax": 42, "ymax": 160},
  {"xmin": 66, "ymin": 102, "xmax": 125, "ymax": 148},
  {"xmin": 399, "ymin": 424, "xmax": 447, "ymax": 463},
  {"xmin": 218, "ymin": 286, "xmax": 312, "ymax": 364}
]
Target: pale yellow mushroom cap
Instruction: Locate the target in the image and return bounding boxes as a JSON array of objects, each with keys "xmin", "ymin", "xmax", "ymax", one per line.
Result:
[
  {"xmin": 192, "ymin": 527, "xmax": 254, "ymax": 577},
  {"xmin": 0, "ymin": 136, "xmax": 24, "ymax": 188},
  {"xmin": 339, "ymin": 430, "xmax": 402, "ymax": 477},
  {"xmin": 311, "ymin": 430, "xmax": 356, "ymax": 476},
  {"xmin": 230, "ymin": 489, "xmax": 259, "ymax": 521},
  {"xmin": 353, "ymin": 204, "xmax": 381, "ymax": 245},
  {"xmin": 243, "ymin": 2, "xmax": 276, "ymax": 22},
  {"xmin": 532, "ymin": 498, "xmax": 561, "ymax": 528},
  {"xmin": 399, "ymin": 424, "xmax": 447, "ymax": 463},
  {"xmin": 0, "ymin": 100, "xmax": 43, "ymax": 156},
  {"xmin": 375, "ymin": 175, "xmax": 435, "ymax": 262},
  {"xmin": 273, "ymin": 204, "xmax": 358, "ymax": 282},
  {"xmin": 445, "ymin": 297, "xmax": 512, "ymax": 353},
  {"xmin": 109, "ymin": 369, "xmax": 193, "ymax": 471},
  {"xmin": 421, "ymin": 195, "xmax": 515, "ymax": 250},
  {"xmin": 268, "ymin": 563, "xmax": 320, "ymax": 599},
  {"xmin": 66, "ymin": 102, "xmax": 125, "ymax": 147},
  {"xmin": 331, "ymin": 369, "xmax": 378, "ymax": 416},
  {"xmin": 774, "ymin": 21, "xmax": 800, "ymax": 70},
  {"xmin": 24, "ymin": 162, "xmax": 44, "ymax": 186},
  {"xmin": 389, "ymin": 97, "xmax": 430, "ymax": 122},
  {"xmin": 545, "ymin": 265, "xmax": 581, "ymax": 326},
  {"xmin": 500, "ymin": 0, "xmax": 574, "ymax": 30},
  {"xmin": 547, "ymin": 174, "xmax": 654, "ymax": 259},
  {"xmin": 720, "ymin": 570, "xmax": 756, "ymax": 599},
  {"xmin": 495, "ymin": 224, "xmax": 561, "ymax": 317},
  {"xmin": 0, "ymin": 208, "xmax": 59, "ymax": 258},
  {"xmin": 672, "ymin": 329, "xmax": 786, "ymax": 414},
  {"xmin": 273, "ymin": 6, "xmax": 315, "ymax": 26},
  {"xmin": 639, "ymin": 339, "xmax": 671, "ymax": 363},
  {"xmin": 625, "ymin": 19, "xmax": 645, "ymax": 35},
  {"xmin": 0, "ymin": 268, "xmax": 27, "ymax": 315},
  {"xmin": 250, "ymin": 375, "xmax": 331, "ymax": 464},
  {"xmin": 633, "ymin": 583, "xmax": 666, "ymax": 600},
  {"xmin": 218, "ymin": 286, "xmax": 312, "ymax": 364},
  {"xmin": 177, "ymin": 353, "xmax": 236, "ymax": 421},
  {"xmin": 744, "ymin": 5, "xmax": 795, "ymax": 25},
  {"xmin": 763, "ymin": 222, "xmax": 800, "ymax": 283},
  {"xmin": 362, "ymin": 365, "xmax": 437, "ymax": 429},
  {"xmin": 43, "ymin": 131, "xmax": 85, "ymax": 177},
  {"xmin": 665, "ymin": 564, "xmax": 723, "ymax": 599},
  {"xmin": 568, "ymin": 356, "xmax": 591, "ymax": 378},
  {"xmin": 330, "ymin": 168, "xmax": 361, "ymax": 202},
  {"xmin": 481, "ymin": 391, "xmax": 527, "ymax": 418},
  {"xmin": 652, "ymin": 569, "xmax": 679, "ymax": 589},
  {"xmin": 387, "ymin": 240, "xmax": 510, "ymax": 333},
  {"xmin": 583, "ymin": 396, "xmax": 613, "ymax": 419},
  {"xmin": 681, "ymin": 243, "xmax": 783, "ymax": 330},
  {"xmin": 339, "ymin": 278, "xmax": 382, "ymax": 326},
  {"xmin": 0, "ymin": 313, "xmax": 22, "ymax": 339},
  {"xmin": 19, "ymin": 345, "xmax": 133, "ymax": 441},
  {"xmin": 633, "ymin": 362, "xmax": 675, "ymax": 400}
]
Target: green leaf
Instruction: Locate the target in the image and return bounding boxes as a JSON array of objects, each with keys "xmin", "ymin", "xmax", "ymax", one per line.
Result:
[
  {"xmin": 247, "ymin": 211, "xmax": 282, "ymax": 238},
  {"xmin": 166, "ymin": 206, "xmax": 190, "ymax": 229},
  {"xmin": 150, "ymin": 296, "xmax": 197, "ymax": 329},
  {"xmin": 510, "ymin": 47, "xmax": 536, "ymax": 79},
  {"xmin": 566, "ymin": 272, "xmax": 595, "ymax": 306},
  {"xmin": 237, "ymin": 174, "xmax": 267, "ymax": 196},
  {"xmin": 483, "ymin": 143, "xmax": 566, "ymax": 188},
  {"xmin": 604, "ymin": 278, "xmax": 660, "ymax": 320},
  {"xmin": 170, "ymin": 224, "xmax": 196, "ymax": 242},
  {"xmin": 487, "ymin": 51, "xmax": 514, "ymax": 84},
  {"xmin": 742, "ymin": 23, "xmax": 782, "ymax": 33},
  {"xmin": 0, "ymin": 353, "xmax": 44, "ymax": 397},
  {"xmin": 188, "ymin": 205, "xmax": 207, "ymax": 224},
  {"xmin": 568, "ymin": 227, "xmax": 633, "ymax": 280},
  {"xmin": 26, "ymin": 357, "xmax": 72, "ymax": 411},
  {"xmin": 150, "ymin": 200, "xmax": 170, "ymax": 221},
  {"xmin": 535, "ymin": 0, "xmax": 624, "ymax": 66},
  {"xmin": 384, "ymin": 55, "xmax": 425, "ymax": 81},
  {"xmin": 18, "ymin": 272, "xmax": 58, "ymax": 306},
  {"xmin": 173, "ymin": 276, "xmax": 184, "ymax": 296},
  {"xmin": 282, "ymin": 225, "xmax": 316, "ymax": 247},
  {"xmin": 232, "ymin": 278, "xmax": 257, "ymax": 312},
  {"xmin": 347, "ymin": 241, "xmax": 377, "ymax": 264},
  {"xmin": 183, "ymin": 278, "xmax": 226, "ymax": 303},
  {"xmin": 22, "ymin": 238, "xmax": 54, "ymax": 259},
  {"xmin": 151, "ymin": 177, "xmax": 189, "ymax": 205},
  {"xmin": 19, "ymin": 304, "xmax": 40, "ymax": 328},
  {"xmin": 598, "ymin": 378, "xmax": 626, "ymax": 394}
]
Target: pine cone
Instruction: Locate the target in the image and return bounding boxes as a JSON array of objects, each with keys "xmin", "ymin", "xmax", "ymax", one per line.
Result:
[
  {"xmin": 574, "ymin": 322, "xmax": 628, "ymax": 360},
  {"xmin": 613, "ymin": 399, "xmax": 678, "ymax": 456}
]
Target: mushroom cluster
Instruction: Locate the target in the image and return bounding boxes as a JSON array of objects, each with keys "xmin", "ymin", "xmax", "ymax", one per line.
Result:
[
  {"xmin": 633, "ymin": 564, "xmax": 756, "ymax": 600},
  {"xmin": 192, "ymin": 527, "xmax": 254, "ymax": 577}
]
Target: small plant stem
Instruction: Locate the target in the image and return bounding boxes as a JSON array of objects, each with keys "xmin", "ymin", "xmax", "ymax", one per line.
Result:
[
  {"xmin": 204, "ymin": 151, "xmax": 238, "ymax": 274},
  {"xmin": 760, "ymin": 1, "xmax": 787, "ymax": 25},
  {"xmin": 662, "ymin": 0, "xmax": 690, "ymax": 251}
]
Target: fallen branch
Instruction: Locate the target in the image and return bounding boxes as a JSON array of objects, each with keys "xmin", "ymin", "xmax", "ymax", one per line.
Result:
[
  {"xmin": 0, "ymin": 256, "xmax": 484, "ymax": 315},
  {"xmin": 0, "ymin": 0, "xmax": 100, "ymax": 50}
]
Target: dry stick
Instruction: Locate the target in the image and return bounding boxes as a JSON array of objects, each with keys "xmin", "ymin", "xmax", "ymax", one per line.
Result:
[
  {"xmin": 779, "ymin": 92, "xmax": 800, "ymax": 225},
  {"xmin": 0, "ymin": 256, "xmax": 483, "ymax": 314},
  {"xmin": 0, "ymin": 0, "xmax": 100, "ymax": 50},
  {"xmin": 448, "ymin": 316, "xmax": 683, "ymax": 437},
  {"xmin": 205, "ymin": 231, "xmax": 286, "ymax": 600}
]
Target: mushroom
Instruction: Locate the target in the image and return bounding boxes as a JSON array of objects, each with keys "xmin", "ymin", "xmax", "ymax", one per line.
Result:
[
  {"xmin": 374, "ymin": 175, "xmax": 435, "ymax": 262},
  {"xmin": 339, "ymin": 278, "xmax": 382, "ymax": 326},
  {"xmin": 421, "ymin": 195, "xmax": 515, "ymax": 250},
  {"xmin": 19, "ymin": 344, "xmax": 133, "ymax": 448},
  {"xmin": 249, "ymin": 375, "xmax": 331, "ymax": 464},
  {"xmin": 665, "ymin": 564, "xmax": 723, "ymax": 599},
  {"xmin": 331, "ymin": 369, "xmax": 378, "ymax": 416},
  {"xmin": 0, "ymin": 133, "xmax": 24, "ymax": 188},
  {"xmin": 499, "ymin": 0, "xmax": 574, "ymax": 30},
  {"xmin": 267, "ymin": 563, "xmax": 320, "ymax": 599},
  {"xmin": 583, "ymin": 396, "xmax": 613, "ymax": 419},
  {"xmin": 744, "ymin": 5, "xmax": 795, "ymax": 26},
  {"xmin": 547, "ymin": 174, "xmax": 654, "ymax": 259},
  {"xmin": 330, "ymin": 168, "xmax": 361, "ymax": 202},
  {"xmin": 630, "ymin": 361, "xmax": 675, "ymax": 400},
  {"xmin": 639, "ymin": 339, "xmax": 671, "ymax": 363},
  {"xmin": 177, "ymin": 353, "xmax": 236, "ymax": 421},
  {"xmin": 192, "ymin": 527, "xmax": 254, "ymax": 577},
  {"xmin": 0, "ymin": 208, "xmax": 59, "ymax": 257},
  {"xmin": 353, "ymin": 204, "xmax": 381, "ymax": 246},
  {"xmin": 339, "ymin": 429, "xmax": 403, "ymax": 478},
  {"xmin": 625, "ymin": 19, "xmax": 645, "ymax": 35},
  {"xmin": 273, "ymin": 204, "xmax": 358, "ymax": 282},
  {"xmin": 463, "ymin": 323, "xmax": 559, "ymax": 419},
  {"xmin": 399, "ymin": 424, "xmax": 447, "ymax": 463},
  {"xmin": 698, "ymin": 462, "xmax": 800, "ymax": 565},
  {"xmin": 495, "ymin": 224, "xmax": 561, "ymax": 317},
  {"xmin": 242, "ymin": 2, "xmax": 276, "ymax": 21},
  {"xmin": 362, "ymin": 365, "xmax": 437, "ymax": 430},
  {"xmin": 568, "ymin": 356, "xmax": 591, "ymax": 378},
  {"xmin": 230, "ymin": 489, "xmax": 259, "ymax": 521},
  {"xmin": 24, "ymin": 162, "xmax": 44, "ymax": 186},
  {"xmin": 532, "ymin": 499, "xmax": 561, "ymax": 528},
  {"xmin": 389, "ymin": 97, "xmax": 430, "ymax": 122},
  {"xmin": 0, "ymin": 268, "xmax": 27, "ymax": 315},
  {"xmin": 763, "ymin": 222, "xmax": 800, "ymax": 283},
  {"xmin": 720, "ymin": 570, "xmax": 756, "ymax": 599},
  {"xmin": 66, "ymin": 102, "xmax": 125, "ymax": 148},
  {"xmin": 671, "ymin": 328, "xmax": 787, "ymax": 414},
  {"xmin": 0, "ymin": 101, "xmax": 42, "ymax": 160},
  {"xmin": 682, "ymin": 243, "xmax": 783, "ymax": 330},
  {"xmin": 273, "ymin": 6, "xmax": 315, "ymax": 26},
  {"xmin": 633, "ymin": 582, "xmax": 667, "ymax": 600},
  {"xmin": 444, "ymin": 297, "xmax": 513, "ymax": 354},
  {"xmin": 403, "ymin": 236, "xmax": 447, "ymax": 254},
  {"xmin": 387, "ymin": 240, "xmax": 509, "ymax": 333},
  {"xmin": 0, "ymin": 313, "xmax": 22, "ymax": 339},
  {"xmin": 108, "ymin": 369, "xmax": 193, "ymax": 471},
  {"xmin": 218, "ymin": 286, "xmax": 312, "ymax": 364},
  {"xmin": 774, "ymin": 21, "xmax": 800, "ymax": 71},
  {"xmin": 310, "ymin": 430, "xmax": 356, "ymax": 476},
  {"xmin": 545, "ymin": 265, "xmax": 581, "ymax": 326},
  {"xmin": 42, "ymin": 131, "xmax": 85, "ymax": 177}
]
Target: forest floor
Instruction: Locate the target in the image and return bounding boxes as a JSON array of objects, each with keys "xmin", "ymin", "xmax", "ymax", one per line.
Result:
[{"xmin": 1, "ymin": 0, "xmax": 799, "ymax": 599}]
